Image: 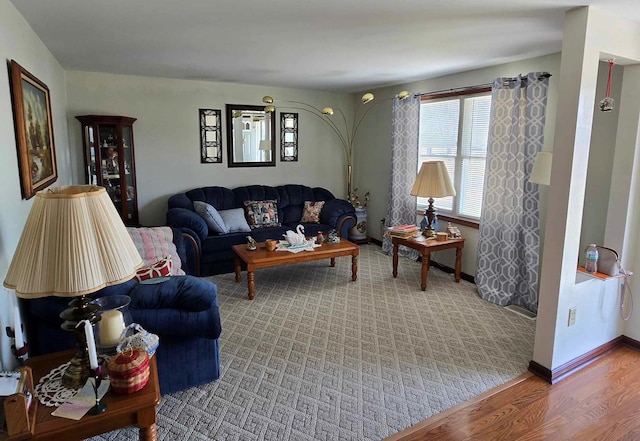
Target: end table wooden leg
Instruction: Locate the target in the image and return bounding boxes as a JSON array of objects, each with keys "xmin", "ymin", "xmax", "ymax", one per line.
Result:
[
  {"xmin": 234, "ymin": 254, "xmax": 241, "ymax": 282},
  {"xmin": 247, "ymin": 271, "xmax": 255, "ymax": 300},
  {"xmin": 421, "ymin": 253, "xmax": 430, "ymax": 291},
  {"xmin": 351, "ymin": 255, "xmax": 358, "ymax": 281},
  {"xmin": 392, "ymin": 242, "xmax": 399, "ymax": 278},
  {"xmin": 140, "ymin": 423, "xmax": 158, "ymax": 441},
  {"xmin": 330, "ymin": 257, "xmax": 336, "ymax": 267},
  {"xmin": 455, "ymin": 246, "xmax": 462, "ymax": 283}
]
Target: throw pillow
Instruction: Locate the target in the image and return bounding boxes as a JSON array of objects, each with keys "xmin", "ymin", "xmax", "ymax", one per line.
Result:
[
  {"xmin": 135, "ymin": 256, "xmax": 172, "ymax": 281},
  {"xmin": 301, "ymin": 201, "xmax": 325, "ymax": 223},
  {"xmin": 244, "ymin": 200, "xmax": 280, "ymax": 229},
  {"xmin": 193, "ymin": 201, "xmax": 228, "ymax": 234},
  {"xmin": 218, "ymin": 208, "xmax": 252, "ymax": 233}
]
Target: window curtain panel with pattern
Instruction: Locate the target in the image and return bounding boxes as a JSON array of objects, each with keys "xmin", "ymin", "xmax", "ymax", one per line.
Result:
[
  {"xmin": 476, "ymin": 72, "xmax": 550, "ymax": 314},
  {"xmin": 382, "ymin": 95, "xmax": 421, "ymax": 260}
]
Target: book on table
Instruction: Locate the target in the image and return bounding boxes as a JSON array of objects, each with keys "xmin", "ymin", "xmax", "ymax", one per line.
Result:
[{"xmin": 387, "ymin": 225, "xmax": 420, "ymax": 238}]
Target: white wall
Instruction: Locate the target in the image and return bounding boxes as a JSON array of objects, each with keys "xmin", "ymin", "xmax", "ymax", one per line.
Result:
[
  {"xmin": 533, "ymin": 6, "xmax": 640, "ymax": 370},
  {"xmin": 0, "ymin": 0, "xmax": 71, "ymax": 369},
  {"xmin": 355, "ymin": 53, "xmax": 561, "ymax": 277},
  {"xmin": 65, "ymin": 72, "xmax": 353, "ymax": 226}
]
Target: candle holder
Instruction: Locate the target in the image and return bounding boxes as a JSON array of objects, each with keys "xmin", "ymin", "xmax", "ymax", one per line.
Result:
[
  {"xmin": 5, "ymin": 326, "xmax": 29, "ymax": 366},
  {"xmin": 88, "ymin": 366, "xmax": 107, "ymax": 415}
]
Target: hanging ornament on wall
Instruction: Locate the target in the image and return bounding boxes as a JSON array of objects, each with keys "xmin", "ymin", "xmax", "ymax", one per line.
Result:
[{"xmin": 599, "ymin": 59, "xmax": 615, "ymax": 112}]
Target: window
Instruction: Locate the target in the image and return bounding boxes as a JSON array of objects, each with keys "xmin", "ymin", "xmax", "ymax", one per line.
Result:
[{"xmin": 418, "ymin": 89, "xmax": 491, "ymax": 220}]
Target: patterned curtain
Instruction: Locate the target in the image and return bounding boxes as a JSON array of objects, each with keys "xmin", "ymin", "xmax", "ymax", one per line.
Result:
[
  {"xmin": 382, "ymin": 95, "xmax": 421, "ymax": 260},
  {"xmin": 476, "ymin": 72, "xmax": 550, "ymax": 314}
]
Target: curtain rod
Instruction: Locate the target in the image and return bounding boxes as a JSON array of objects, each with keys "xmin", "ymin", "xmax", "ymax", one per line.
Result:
[{"xmin": 416, "ymin": 73, "xmax": 552, "ymax": 98}]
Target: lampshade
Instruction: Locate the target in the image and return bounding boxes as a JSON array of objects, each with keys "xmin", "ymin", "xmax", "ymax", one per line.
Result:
[
  {"xmin": 410, "ymin": 161, "xmax": 456, "ymax": 198},
  {"xmin": 3, "ymin": 185, "xmax": 142, "ymax": 299},
  {"xmin": 259, "ymin": 140, "xmax": 271, "ymax": 151},
  {"xmin": 530, "ymin": 152, "xmax": 552, "ymax": 185}
]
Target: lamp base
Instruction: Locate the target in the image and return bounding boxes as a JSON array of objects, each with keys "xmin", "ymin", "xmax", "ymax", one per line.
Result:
[
  {"xmin": 421, "ymin": 197, "xmax": 438, "ymax": 238},
  {"xmin": 59, "ymin": 295, "xmax": 101, "ymax": 389}
]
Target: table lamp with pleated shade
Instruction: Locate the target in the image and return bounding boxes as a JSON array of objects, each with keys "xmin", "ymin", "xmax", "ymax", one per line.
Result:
[
  {"xmin": 3, "ymin": 185, "xmax": 142, "ymax": 388},
  {"xmin": 410, "ymin": 161, "xmax": 456, "ymax": 238}
]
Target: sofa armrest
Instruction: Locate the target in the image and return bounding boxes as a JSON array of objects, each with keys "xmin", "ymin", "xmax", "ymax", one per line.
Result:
[
  {"xmin": 129, "ymin": 276, "xmax": 215, "ymax": 312},
  {"xmin": 166, "ymin": 207, "xmax": 208, "ymax": 241},
  {"xmin": 177, "ymin": 228, "xmax": 201, "ymax": 276},
  {"xmin": 320, "ymin": 198, "xmax": 357, "ymax": 238}
]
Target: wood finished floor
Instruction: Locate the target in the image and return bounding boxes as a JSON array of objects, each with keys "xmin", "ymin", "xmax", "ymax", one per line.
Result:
[{"xmin": 386, "ymin": 345, "xmax": 640, "ymax": 441}]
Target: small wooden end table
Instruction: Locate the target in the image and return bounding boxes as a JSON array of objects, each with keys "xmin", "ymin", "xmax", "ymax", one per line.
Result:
[
  {"xmin": 392, "ymin": 236, "xmax": 465, "ymax": 291},
  {"xmin": 233, "ymin": 240, "xmax": 359, "ymax": 300},
  {"xmin": 20, "ymin": 349, "xmax": 160, "ymax": 441}
]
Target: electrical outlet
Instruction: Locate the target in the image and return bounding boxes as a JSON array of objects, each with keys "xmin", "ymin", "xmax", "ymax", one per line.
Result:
[{"xmin": 568, "ymin": 307, "xmax": 577, "ymax": 326}]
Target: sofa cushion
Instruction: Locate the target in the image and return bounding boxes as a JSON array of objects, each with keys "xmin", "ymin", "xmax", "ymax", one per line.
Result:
[
  {"xmin": 219, "ymin": 208, "xmax": 251, "ymax": 233},
  {"xmin": 193, "ymin": 201, "xmax": 228, "ymax": 234},
  {"xmin": 301, "ymin": 201, "xmax": 324, "ymax": 223},
  {"xmin": 127, "ymin": 227, "xmax": 185, "ymax": 275},
  {"xmin": 244, "ymin": 200, "xmax": 280, "ymax": 229}
]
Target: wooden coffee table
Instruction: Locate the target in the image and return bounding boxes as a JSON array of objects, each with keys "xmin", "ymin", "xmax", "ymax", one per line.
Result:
[
  {"xmin": 233, "ymin": 240, "xmax": 359, "ymax": 300},
  {"xmin": 20, "ymin": 349, "xmax": 160, "ymax": 441},
  {"xmin": 392, "ymin": 236, "xmax": 465, "ymax": 291}
]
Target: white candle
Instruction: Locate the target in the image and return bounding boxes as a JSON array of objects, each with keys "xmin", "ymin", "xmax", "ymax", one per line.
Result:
[
  {"xmin": 99, "ymin": 309, "xmax": 125, "ymax": 346},
  {"xmin": 10, "ymin": 291, "xmax": 24, "ymax": 349},
  {"xmin": 79, "ymin": 320, "xmax": 99, "ymax": 369}
]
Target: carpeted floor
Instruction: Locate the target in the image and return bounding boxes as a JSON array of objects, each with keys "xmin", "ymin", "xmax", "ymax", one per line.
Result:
[{"xmin": 90, "ymin": 244, "xmax": 535, "ymax": 441}]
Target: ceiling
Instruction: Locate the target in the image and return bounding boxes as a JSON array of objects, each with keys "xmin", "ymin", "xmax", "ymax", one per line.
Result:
[{"xmin": 11, "ymin": 0, "xmax": 640, "ymax": 93}]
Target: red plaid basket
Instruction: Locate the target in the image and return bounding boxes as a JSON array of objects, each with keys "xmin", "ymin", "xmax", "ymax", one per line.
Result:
[{"xmin": 108, "ymin": 348, "xmax": 150, "ymax": 394}]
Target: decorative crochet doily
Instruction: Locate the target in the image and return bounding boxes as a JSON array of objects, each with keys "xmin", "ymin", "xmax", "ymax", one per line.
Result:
[
  {"xmin": 35, "ymin": 356, "xmax": 112, "ymax": 407},
  {"xmin": 34, "ymin": 362, "xmax": 78, "ymax": 407}
]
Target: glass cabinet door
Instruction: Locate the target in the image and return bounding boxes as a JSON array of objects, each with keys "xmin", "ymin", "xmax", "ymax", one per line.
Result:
[{"xmin": 76, "ymin": 115, "xmax": 138, "ymax": 225}]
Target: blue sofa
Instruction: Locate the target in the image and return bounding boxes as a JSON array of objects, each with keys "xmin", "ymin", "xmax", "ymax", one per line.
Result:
[
  {"xmin": 20, "ymin": 228, "xmax": 221, "ymax": 395},
  {"xmin": 166, "ymin": 184, "xmax": 357, "ymax": 276}
]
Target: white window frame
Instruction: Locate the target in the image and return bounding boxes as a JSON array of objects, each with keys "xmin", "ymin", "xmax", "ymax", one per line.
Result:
[{"xmin": 417, "ymin": 87, "xmax": 491, "ymax": 222}]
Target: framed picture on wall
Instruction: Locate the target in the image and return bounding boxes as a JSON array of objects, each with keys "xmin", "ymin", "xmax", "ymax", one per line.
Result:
[{"xmin": 9, "ymin": 60, "xmax": 58, "ymax": 199}]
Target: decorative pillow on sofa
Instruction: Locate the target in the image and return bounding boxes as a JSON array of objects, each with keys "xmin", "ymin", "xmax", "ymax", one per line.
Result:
[
  {"xmin": 135, "ymin": 256, "xmax": 173, "ymax": 281},
  {"xmin": 244, "ymin": 200, "xmax": 280, "ymax": 229},
  {"xmin": 218, "ymin": 208, "xmax": 252, "ymax": 233},
  {"xmin": 301, "ymin": 201, "xmax": 325, "ymax": 223},
  {"xmin": 127, "ymin": 227, "xmax": 185, "ymax": 275},
  {"xmin": 193, "ymin": 201, "xmax": 228, "ymax": 234}
]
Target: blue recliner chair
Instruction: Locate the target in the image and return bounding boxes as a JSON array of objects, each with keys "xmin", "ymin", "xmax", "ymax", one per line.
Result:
[{"xmin": 20, "ymin": 228, "xmax": 222, "ymax": 395}]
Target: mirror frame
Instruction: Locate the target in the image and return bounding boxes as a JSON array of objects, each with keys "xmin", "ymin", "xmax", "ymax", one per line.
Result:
[{"xmin": 225, "ymin": 104, "xmax": 276, "ymax": 168}]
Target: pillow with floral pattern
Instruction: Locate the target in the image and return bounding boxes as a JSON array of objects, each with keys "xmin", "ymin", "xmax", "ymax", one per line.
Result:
[{"xmin": 301, "ymin": 201, "xmax": 325, "ymax": 223}]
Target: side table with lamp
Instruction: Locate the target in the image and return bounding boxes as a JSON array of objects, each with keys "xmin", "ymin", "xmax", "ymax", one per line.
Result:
[{"xmin": 2, "ymin": 186, "xmax": 161, "ymax": 440}]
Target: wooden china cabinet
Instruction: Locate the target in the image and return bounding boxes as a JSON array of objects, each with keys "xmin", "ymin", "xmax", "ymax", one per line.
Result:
[{"xmin": 76, "ymin": 115, "xmax": 139, "ymax": 225}]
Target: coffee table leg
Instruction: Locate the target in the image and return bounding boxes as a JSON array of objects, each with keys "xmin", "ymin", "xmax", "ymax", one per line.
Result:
[
  {"xmin": 247, "ymin": 271, "xmax": 255, "ymax": 300},
  {"xmin": 392, "ymin": 241, "xmax": 399, "ymax": 278},
  {"xmin": 234, "ymin": 254, "xmax": 241, "ymax": 282},
  {"xmin": 421, "ymin": 252, "xmax": 430, "ymax": 291},
  {"xmin": 351, "ymin": 255, "xmax": 358, "ymax": 281},
  {"xmin": 330, "ymin": 257, "xmax": 336, "ymax": 267}
]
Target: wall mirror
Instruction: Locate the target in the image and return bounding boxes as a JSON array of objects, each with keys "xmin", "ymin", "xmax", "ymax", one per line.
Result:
[
  {"xmin": 200, "ymin": 109, "xmax": 222, "ymax": 163},
  {"xmin": 225, "ymin": 104, "xmax": 275, "ymax": 167},
  {"xmin": 280, "ymin": 112, "xmax": 298, "ymax": 161}
]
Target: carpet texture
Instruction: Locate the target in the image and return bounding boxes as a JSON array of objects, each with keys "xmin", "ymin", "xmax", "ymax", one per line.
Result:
[{"xmin": 89, "ymin": 244, "xmax": 535, "ymax": 440}]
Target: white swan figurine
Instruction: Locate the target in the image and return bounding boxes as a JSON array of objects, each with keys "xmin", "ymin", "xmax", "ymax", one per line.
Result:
[{"xmin": 284, "ymin": 225, "xmax": 306, "ymax": 246}]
